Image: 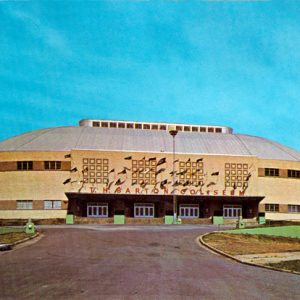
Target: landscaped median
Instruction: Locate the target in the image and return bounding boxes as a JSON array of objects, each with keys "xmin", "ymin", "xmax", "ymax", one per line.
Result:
[
  {"xmin": 0, "ymin": 227, "xmax": 39, "ymax": 251},
  {"xmin": 199, "ymin": 226, "xmax": 300, "ymax": 274}
]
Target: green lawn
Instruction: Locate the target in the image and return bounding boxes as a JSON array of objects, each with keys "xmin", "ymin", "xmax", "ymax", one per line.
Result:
[{"xmin": 225, "ymin": 226, "xmax": 300, "ymax": 239}]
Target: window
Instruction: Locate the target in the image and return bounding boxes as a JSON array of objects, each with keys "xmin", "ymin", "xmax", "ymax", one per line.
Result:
[
  {"xmin": 87, "ymin": 203, "xmax": 108, "ymax": 217},
  {"xmin": 92, "ymin": 121, "xmax": 100, "ymax": 127},
  {"xmin": 200, "ymin": 127, "xmax": 206, "ymax": 132},
  {"xmin": 208, "ymin": 127, "xmax": 214, "ymax": 133},
  {"xmin": 109, "ymin": 122, "xmax": 117, "ymax": 128},
  {"xmin": 192, "ymin": 126, "xmax": 198, "ymax": 132},
  {"xmin": 184, "ymin": 126, "xmax": 191, "ymax": 132},
  {"xmin": 44, "ymin": 161, "xmax": 61, "ymax": 170},
  {"xmin": 288, "ymin": 169, "xmax": 300, "ymax": 178},
  {"xmin": 118, "ymin": 123, "xmax": 125, "ymax": 128},
  {"xmin": 179, "ymin": 205, "xmax": 199, "ymax": 218},
  {"xmin": 101, "ymin": 122, "xmax": 108, "ymax": 128},
  {"xmin": 288, "ymin": 205, "xmax": 300, "ymax": 213},
  {"xmin": 176, "ymin": 126, "xmax": 182, "ymax": 131},
  {"xmin": 265, "ymin": 204, "xmax": 279, "ymax": 212},
  {"xmin": 265, "ymin": 168, "xmax": 279, "ymax": 177},
  {"xmin": 134, "ymin": 203, "xmax": 154, "ymax": 218},
  {"xmin": 159, "ymin": 125, "xmax": 166, "ymax": 130},
  {"xmin": 44, "ymin": 200, "xmax": 61, "ymax": 209},
  {"xmin": 17, "ymin": 161, "xmax": 33, "ymax": 170},
  {"xmin": 135, "ymin": 123, "xmax": 142, "ymax": 129},
  {"xmin": 17, "ymin": 200, "xmax": 33, "ymax": 209},
  {"xmin": 143, "ymin": 124, "xmax": 150, "ymax": 129},
  {"xmin": 223, "ymin": 205, "xmax": 242, "ymax": 218},
  {"xmin": 215, "ymin": 128, "xmax": 222, "ymax": 133},
  {"xmin": 127, "ymin": 123, "xmax": 134, "ymax": 128}
]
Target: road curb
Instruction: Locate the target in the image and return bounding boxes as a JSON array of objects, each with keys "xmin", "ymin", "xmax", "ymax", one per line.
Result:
[
  {"xmin": 197, "ymin": 232, "xmax": 300, "ymax": 276},
  {"xmin": 9, "ymin": 232, "xmax": 40, "ymax": 248}
]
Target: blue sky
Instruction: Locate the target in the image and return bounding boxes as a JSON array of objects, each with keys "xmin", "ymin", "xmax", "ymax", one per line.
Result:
[{"xmin": 1, "ymin": 0, "xmax": 300, "ymax": 150}]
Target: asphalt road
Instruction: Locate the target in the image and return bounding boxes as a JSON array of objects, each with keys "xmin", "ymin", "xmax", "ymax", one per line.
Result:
[{"xmin": 0, "ymin": 225, "xmax": 299, "ymax": 300}]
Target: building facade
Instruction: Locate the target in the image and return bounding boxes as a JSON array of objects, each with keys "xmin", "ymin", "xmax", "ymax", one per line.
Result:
[{"xmin": 0, "ymin": 119, "xmax": 300, "ymax": 223}]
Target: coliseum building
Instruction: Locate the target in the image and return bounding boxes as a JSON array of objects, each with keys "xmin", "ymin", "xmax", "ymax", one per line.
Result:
[{"xmin": 0, "ymin": 119, "xmax": 299, "ymax": 224}]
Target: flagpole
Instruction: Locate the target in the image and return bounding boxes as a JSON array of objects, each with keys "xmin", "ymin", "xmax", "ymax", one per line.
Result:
[{"xmin": 169, "ymin": 126, "xmax": 178, "ymax": 224}]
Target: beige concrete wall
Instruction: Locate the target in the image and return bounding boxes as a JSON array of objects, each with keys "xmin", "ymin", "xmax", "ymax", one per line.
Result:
[
  {"xmin": 1, "ymin": 150, "xmax": 300, "ymax": 220},
  {"xmin": 0, "ymin": 210, "xmax": 67, "ymax": 219},
  {"xmin": 265, "ymin": 212, "xmax": 300, "ymax": 221},
  {"xmin": 257, "ymin": 159, "xmax": 300, "ymax": 205},
  {"xmin": 0, "ymin": 151, "xmax": 70, "ymax": 201},
  {"xmin": 0, "ymin": 172, "xmax": 69, "ymax": 200}
]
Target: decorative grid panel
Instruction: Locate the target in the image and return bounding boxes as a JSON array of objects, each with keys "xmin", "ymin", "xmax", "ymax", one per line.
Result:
[
  {"xmin": 225, "ymin": 163, "xmax": 249, "ymax": 188},
  {"xmin": 82, "ymin": 158, "xmax": 109, "ymax": 184},
  {"xmin": 178, "ymin": 161, "xmax": 204, "ymax": 186},
  {"xmin": 132, "ymin": 159, "xmax": 157, "ymax": 186}
]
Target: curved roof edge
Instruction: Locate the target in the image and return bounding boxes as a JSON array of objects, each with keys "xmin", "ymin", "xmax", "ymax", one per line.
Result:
[{"xmin": 0, "ymin": 126, "xmax": 299, "ymax": 162}]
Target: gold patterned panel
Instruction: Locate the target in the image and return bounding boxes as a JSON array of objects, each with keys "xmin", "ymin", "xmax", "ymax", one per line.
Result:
[
  {"xmin": 132, "ymin": 159, "xmax": 157, "ymax": 185},
  {"xmin": 225, "ymin": 163, "xmax": 248, "ymax": 188},
  {"xmin": 82, "ymin": 158, "xmax": 109, "ymax": 184},
  {"xmin": 178, "ymin": 161, "xmax": 204, "ymax": 186}
]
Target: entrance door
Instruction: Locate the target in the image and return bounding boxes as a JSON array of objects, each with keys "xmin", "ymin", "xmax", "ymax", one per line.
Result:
[
  {"xmin": 179, "ymin": 205, "xmax": 199, "ymax": 218},
  {"xmin": 134, "ymin": 203, "xmax": 154, "ymax": 218},
  {"xmin": 223, "ymin": 205, "xmax": 242, "ymax": 218},
  {"xmin": 87, "ymin": 203, "xmax": 108, "ymax": 217}
]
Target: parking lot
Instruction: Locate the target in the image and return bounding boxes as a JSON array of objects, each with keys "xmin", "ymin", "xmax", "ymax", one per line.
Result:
[{"xmin": 1, "ymin": 225, "xmax": 299, "ymax": 299}]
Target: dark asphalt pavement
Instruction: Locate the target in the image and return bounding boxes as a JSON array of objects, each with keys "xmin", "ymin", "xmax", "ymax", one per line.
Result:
[{"xmin": 0, "ymin": 225, "xmax": 299, "ymax": 299}]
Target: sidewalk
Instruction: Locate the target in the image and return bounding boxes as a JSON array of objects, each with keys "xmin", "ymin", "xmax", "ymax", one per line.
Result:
[{"xmin": 234, "ymin": 251, "xmax": 300, "ymax": 265}]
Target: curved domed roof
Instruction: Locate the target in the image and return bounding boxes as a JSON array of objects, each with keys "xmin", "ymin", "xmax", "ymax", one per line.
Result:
[{"xmin": 0, "ymin": 126, "xmax": 299, "ymax": 161}]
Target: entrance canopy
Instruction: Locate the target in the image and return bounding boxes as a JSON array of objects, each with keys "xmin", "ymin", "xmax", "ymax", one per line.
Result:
[{"xmin": 65, "ymin": 192, "xmax": 264, "ymax": 203}]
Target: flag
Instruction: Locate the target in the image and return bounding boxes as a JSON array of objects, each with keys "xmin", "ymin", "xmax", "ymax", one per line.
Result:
[
  {"xmin": 141, "ymin": 181, "xmax": 148, "ymax": 188},
  {"xmin": 124, "ymin": 156, "xmax": 132, "ymax": 160},
  {"xmin": 177, "ymin": 169, "xmax": 187, "ymax": 176},
  {"xmin": 149, "ymin": 157, "xmax": 156, "ymax": 161},
  {"xmin": 70, "ymin": 167, "xmax": 78, "ymax": 173},
  {"xmin": 211, "ymin": 172, "xmax": 219, "ymax": 176},
  {"xmin": 161, "ymin": 179, "xmax": 168, "ymax": 185},
  {"xmin": 63, "ymin": 178, "xmax": 71, "ymax": 184},
  {"xmin": 64, "ymin": 154, "xmax": 71, "ymax": 158},
  {"xmin": 157, "ymin": 157, "xmax": 166, "ymax": 166},
  {"xmin": 109, "ymin": 168, "xmax": 115, "ymax": 174},
  {"xmin": 155, "ymin": 168, "xmax": 166, "ymax": 175},
  {"xmin": 107, "ymin": 181, "xmax": 114, "ymax": 189},
  {"xmin": 207, "ymin": 182, "xmax": 216, "ymax": 187},
  {"xmin": 183, "ymin": 180, "xmax": 190, "ymax": 187},
  {"xmin": 172, "ymin": 180, "xmax": 180, "ymax": 187},
  {"xmin": 196, "ymin": 158, "xmax": 203, "ymax": 163},
  {"xmin": 118, "ymin": 169, "xmax": 127, "ymax": 175},
  {"xmin": 115, "ymin": 179, "xmax": 125, "ymax": 185}
]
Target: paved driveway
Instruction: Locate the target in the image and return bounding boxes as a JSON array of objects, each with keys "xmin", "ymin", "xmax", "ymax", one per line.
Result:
[{"xmin": 0, "ymin": 225, "xmax": 299, "ymax": 299}]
